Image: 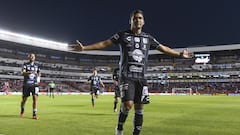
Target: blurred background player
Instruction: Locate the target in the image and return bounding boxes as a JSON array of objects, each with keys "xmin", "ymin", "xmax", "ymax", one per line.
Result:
[
  {"xmin": 58, "ymin": 85, "xmax": 63, "ymax": 95},
  {"xmin": 20, "ymin": 53, "xmax": 41, "ymax": 119},
  {"xmin": 113, "ymin": 67, "xmax": 120, "ymax": 112},
  {"xmin": 87, "ymin": 69, "xmax": 105, "ymax": 108},
  {"xmin": 48, "ymin": 81, "xmax": 56, "ymax": 98}
]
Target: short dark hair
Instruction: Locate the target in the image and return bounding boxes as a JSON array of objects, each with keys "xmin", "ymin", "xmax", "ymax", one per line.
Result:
[{"xmin": 130, "ymin": 9, "xmax": 144, "ymax": 18}]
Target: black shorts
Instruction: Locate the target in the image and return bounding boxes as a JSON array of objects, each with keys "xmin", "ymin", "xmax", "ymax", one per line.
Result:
[
  {"xmin": 23, "ymin": 84, "xmax": 39, "ymax": 97},
  {"xmin": 50, "ymin": 88, "xmax": 54, "ymax": 92},
  {"xmin": 90, "ymin": 86, "xmax": 100, "ymax": 95},
  {"xmin": 119, "ymin": 77, "xmax": 147, "ymax": 104},
  {"xmin": 114, "ymin": 86, "xmax": 121, "ymax": 98}
]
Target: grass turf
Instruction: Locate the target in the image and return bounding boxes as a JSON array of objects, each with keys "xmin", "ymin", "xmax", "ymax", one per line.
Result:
[{"xmin": 0, "ymin": 94, "xmax": 240, "ymax": 135}]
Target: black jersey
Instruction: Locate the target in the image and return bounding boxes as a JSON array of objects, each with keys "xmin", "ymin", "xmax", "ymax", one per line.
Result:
[
  {"xmin": 22, "ymin": 62, "xmax": 40, "ymax": 85},
  {"xmin": 88, "ymin": 75, "xmax": 102, "ymax": 88},
  {"xmin": 110, "ymin": 30, "xmax": 160, "ymax": 79}
]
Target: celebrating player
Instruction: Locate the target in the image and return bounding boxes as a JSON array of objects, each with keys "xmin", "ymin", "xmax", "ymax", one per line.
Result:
[
  {"xmin": 70, "ymin": 9, "xmax": 193, "ymax": 135},
  {"xmin": 87, "ymin": 69, "xmax": 105, "ymax": 108},
  {"xmin": 20, "ymin": 53, "xmax": 41, "ymax": 119}
]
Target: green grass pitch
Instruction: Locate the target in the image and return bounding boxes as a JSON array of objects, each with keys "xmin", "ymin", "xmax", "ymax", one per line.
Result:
[{"xmin": 0, "ymin": 94, "xmax": 240, "ymax": 135}]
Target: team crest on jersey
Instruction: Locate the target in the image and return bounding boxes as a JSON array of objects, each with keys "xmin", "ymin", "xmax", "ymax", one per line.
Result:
[
  {"xmin": 132, "ymin": 49, "xmax": 143, "ymax": 62},
  {"xmin": 143, "ymin": 38, "xmax": 148, "ymax": 44},
  {"xmin": 134, "ymin": 37, "xmax": 140, "ymax": 42}
]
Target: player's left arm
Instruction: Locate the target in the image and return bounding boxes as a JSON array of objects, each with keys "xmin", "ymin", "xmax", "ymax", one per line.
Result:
[
  {"xmin": 100, "ymin": 79, "xmax": 105, "ymax": 88},
  {"xmin": 157, "ymin": 44, "xmax": 193, "ymax": 58}
]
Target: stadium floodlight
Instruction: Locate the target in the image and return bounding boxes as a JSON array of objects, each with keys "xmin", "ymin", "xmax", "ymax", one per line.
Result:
[{"xmin": 0, "ymin": 28, "xmax": 68, "ymax": 51}]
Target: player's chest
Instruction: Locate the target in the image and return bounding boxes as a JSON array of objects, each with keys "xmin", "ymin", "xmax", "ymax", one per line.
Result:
[
  {"xmin": 122, "ymin": 35, "xmax": 149, "ymax": 51},
  {"xmin": 26, "ymin": 65, "xmax": 38, "ymax": 71},
  {"xmin": 91, "ymin": 76, "xmax": 99, "ymax": 81}
]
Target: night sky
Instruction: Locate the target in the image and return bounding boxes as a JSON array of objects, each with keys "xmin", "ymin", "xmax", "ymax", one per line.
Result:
[{"xmin": 0, "ymin": 0, "xmax": 240, "ymax": 50}]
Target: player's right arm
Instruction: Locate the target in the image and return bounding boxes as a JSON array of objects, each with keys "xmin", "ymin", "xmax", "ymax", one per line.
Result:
[{"xmin": 71, "ymin": 39, "xmax": 113, "ymax": 51}]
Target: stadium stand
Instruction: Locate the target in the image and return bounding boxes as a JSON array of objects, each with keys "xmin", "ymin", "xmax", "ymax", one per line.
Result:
[{"xmin": 0, "ymin": 29, "xmax": 240, "ymax": 95}]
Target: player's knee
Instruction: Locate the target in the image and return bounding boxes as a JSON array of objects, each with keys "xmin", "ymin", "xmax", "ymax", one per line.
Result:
[
  {"xmin": 135, "ymin": 109, "xmax": 144, "ymax": 115},
  {"xmin": 125, "ymin": 104, "xmax": 133, "ymax": 111},
  {"xmin": 120, "ymin": 106, "xmax": 130, "ymax": 115}
]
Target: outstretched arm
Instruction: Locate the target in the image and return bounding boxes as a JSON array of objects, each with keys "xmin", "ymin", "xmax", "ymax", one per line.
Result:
[
  {"xmin": 70, "ymin": 39, "xmax": 114, "ymax": 51},
  {"xmin": 157, "ymin": 44, "xmax": 193, "ymax": 58},
  {"xmin": 100, "ymin": 80, "xmax": 105, "ymax": 88}
]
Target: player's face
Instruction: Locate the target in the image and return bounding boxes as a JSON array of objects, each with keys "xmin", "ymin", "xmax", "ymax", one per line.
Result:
[
  {"xmin": 130, "ymin": 13, "xmax": 145, "ymax": 29},
  {"xmin": 93, "ymin": 70, "xmax": 97, "ymax": 76},
  {"xmin": 29, "ymin": 53, "xmax": 35, "ymax": 62}
]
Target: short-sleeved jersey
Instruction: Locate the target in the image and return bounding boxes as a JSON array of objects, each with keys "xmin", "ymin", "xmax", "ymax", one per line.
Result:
[
  {"xmin": 49, "ymin": 82, "xmax": 56, "ymax": 89},
  {"xmin": 110, "ymin": 29, "xmax": 160, "ymax": 79},
  {"xmin": 22, "ymin": 62, "xmax": 40, "ymax": 85},
  {"xmin": 88, "ymin": 75, "xmax": 102, "ymax": 88},
  {"xmin": 112, "ymin": 68, "xmax": 119, "ymax": 81}
]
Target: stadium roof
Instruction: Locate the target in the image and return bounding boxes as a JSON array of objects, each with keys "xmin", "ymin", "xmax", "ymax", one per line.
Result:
[{"xmin": 0, "ymin": 29, "xmax": 239, "ymax": 56}]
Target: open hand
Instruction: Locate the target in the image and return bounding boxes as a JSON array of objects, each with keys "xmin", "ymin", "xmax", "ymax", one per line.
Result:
[
  {"xmin": 181, "ymin": 48, "xmax": 194, "ymax": 58},
  {"xmin": 69, "ymin": 40, "xmax": 84, "ymax": 51}
]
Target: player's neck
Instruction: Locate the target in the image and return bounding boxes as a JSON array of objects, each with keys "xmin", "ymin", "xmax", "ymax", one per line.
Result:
[
  {"xmin": 131, "ymin": 28, "xmax": 142, "ymax": 35},
  {"xmin": 29, "ymin": 60, "xmax": 34, "ymax": 65}
]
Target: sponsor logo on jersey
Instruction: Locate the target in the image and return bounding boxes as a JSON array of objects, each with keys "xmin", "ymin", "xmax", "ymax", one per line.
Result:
[
  {"xmin": 126, "ymin": 36, "xmax": 131, "ymax": 42},
  {"xmin": 143, "ymin": 38, "xmax": 148, "ymax": 44},
  {"xmin": 134, "ymin": 37, "xmax": 140, "ymax": 42},
  {"xmin": 129, "ymin": 65, "xmax": 143, "ymax": 72},
  {"xmin": 132, "ymin": 49, "xmax": 144, "ymax": 62}
]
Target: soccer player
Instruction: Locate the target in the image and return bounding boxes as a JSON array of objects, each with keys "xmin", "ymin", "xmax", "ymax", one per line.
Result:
[
  {"xmin": 48, "ymin": 81, "xmax": 55, "ymax": 98},
  {"xmin": 58, "ymin": 85, "xmax": 63, "ymax": 95},
  {"xmin": 70, "ymin": 9, "xmax": 193, "ymax": 135},
  {"xmin": 20, "ymin": 53, "xmax": 41, "ymax": 119},
  {"xmin": 112, "ymin": 67, "xmax": 120, "ymax": 112},
  {"xmin": 87, "ymin": 69, "xmax": 105, "ymax": 108}
]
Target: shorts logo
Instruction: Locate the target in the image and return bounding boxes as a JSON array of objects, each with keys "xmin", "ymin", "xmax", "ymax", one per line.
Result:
[{"xmin": 120, "ymin": 84, "xmax": 129, "ymax": 98}]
